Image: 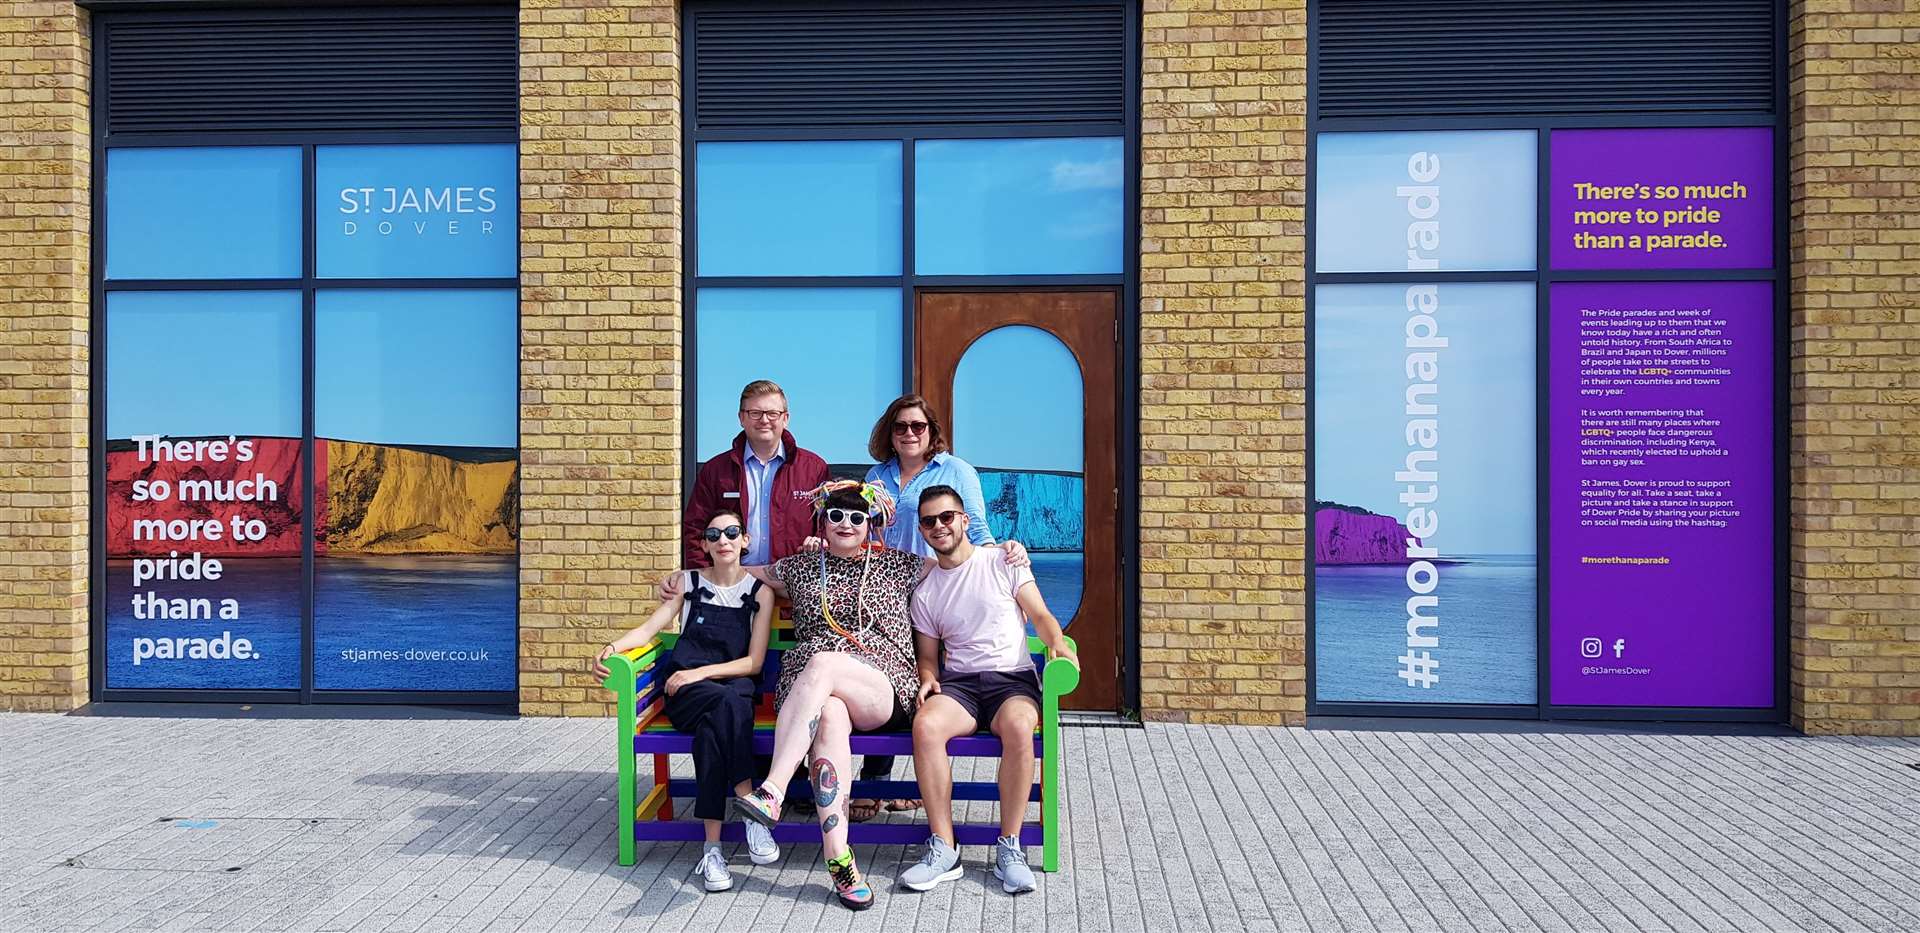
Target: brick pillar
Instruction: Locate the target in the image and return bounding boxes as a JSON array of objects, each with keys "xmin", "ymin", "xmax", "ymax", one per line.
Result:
[
  {"xmin": 1138, "ymin": 0, "xmax": 1308, "ymax": 725},
  {"xmin": 0, "ymin": 3, "xmax": 89, "ymax": 713},
  {"xmin": 1787, "ymin": 1, "xmax": 1920, "ymax": 736},
  {"xmin": 518, "ymin": 0, "xmax": 682, "ymax": 716}
]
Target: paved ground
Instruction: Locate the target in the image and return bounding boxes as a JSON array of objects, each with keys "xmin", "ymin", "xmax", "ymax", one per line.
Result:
[{"xmin": 0, "ymin": 713, "xmax": 1916, "ymax": 932}]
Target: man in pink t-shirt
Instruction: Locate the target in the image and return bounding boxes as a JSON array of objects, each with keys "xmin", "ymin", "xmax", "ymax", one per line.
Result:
[{"xmin": 900, "ymin": 485, "xmax": 1078, "ymax": 895}]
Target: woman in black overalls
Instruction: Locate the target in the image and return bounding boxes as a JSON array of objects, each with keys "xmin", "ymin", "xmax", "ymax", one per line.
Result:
[{"xmin": 594, "ymin": 510, "xmax": 775, "ymax": 892}]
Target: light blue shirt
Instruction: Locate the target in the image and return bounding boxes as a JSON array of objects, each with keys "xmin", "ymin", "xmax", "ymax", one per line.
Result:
[
  {"xmin": 741, "ymin": 442, "xmax": 784, "ymax": 566},
  {"xmin": 867, "ymin": 451, "xmax": 995, "ymax": 558}
]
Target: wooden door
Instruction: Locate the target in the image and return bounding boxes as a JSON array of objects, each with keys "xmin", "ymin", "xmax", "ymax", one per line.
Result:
[{"xmin": 916, "ymin": 290, "xmax": 1119, "ymax": 711}]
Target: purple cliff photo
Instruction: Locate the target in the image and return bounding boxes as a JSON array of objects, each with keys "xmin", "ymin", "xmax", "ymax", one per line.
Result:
[
  {"xmin": 1550, "ymin": 128, "xmax": 1773, "ymax": 271},
  {"xmin": 1548, "ymin": 281, "xmax": 1773, "ymax": 708}
]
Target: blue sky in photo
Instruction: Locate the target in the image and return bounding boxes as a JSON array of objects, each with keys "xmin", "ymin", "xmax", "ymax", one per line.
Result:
[
  {"xmin": 107, "ymin": 146, "xmax": 303, "ymax": 280},
  {"xmin": 697, "ymin": 141, "xmax": 903, "ymax": 277},
  {"xmin": 106, "ymin": 290, "xmax": 302, "ymax": 439},
  {"xmin": 316, "ymin": 143, "xmax": 518, "ymax": 279},
  {"xmin": 915, "ymin": 137, "xmax": 1124, "ymax": 275},
  {"xmin": 1313, "ymin": 282, "xmax": 1537, "ymax": 556},
  {"xmin": 1315, "ymin": 130, "xmax": 1536, "ymax": 274},
  {"xmin": 953, "ymin": 325, "xmax": 1083, "ymax": 473},
  {"xmin": 315, "ymin": 289, "xmax": 517, "ymax": 448}
]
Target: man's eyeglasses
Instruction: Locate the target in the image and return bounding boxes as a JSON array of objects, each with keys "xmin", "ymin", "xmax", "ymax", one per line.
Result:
[
  {"xmin": 741, "ymin": 409, "xmax": 787, "ymax": 423},
  {"xmin": 702, "ymin": 525, "xmax": 744, "ymax": 542},
  {"xmin": 893, "ymin": 420, "xmax": 930, "ymax": 436},
  {"xmin": 917, "ymin": 510, "xmax": 961, "ymax": 530},
  {"xmin": 824, "ymin": 508, "xmax": 870, "ymax": 527}
]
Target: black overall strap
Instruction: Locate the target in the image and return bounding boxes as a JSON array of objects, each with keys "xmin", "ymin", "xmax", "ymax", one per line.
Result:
[{"xmin": 740, "ymin": 577, "xmax": 764, "ymax": 615}]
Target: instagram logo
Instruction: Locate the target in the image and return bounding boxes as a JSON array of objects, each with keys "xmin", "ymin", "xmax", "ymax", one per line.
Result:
[{"xmin": 1580, "ymin": 637, "xmax": 1603, "ymax": 659}]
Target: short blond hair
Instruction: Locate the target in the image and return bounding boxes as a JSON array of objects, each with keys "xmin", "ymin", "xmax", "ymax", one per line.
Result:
[{"xmin": 738, "ymin": 379, "xmax": 786, "ymax": 409}]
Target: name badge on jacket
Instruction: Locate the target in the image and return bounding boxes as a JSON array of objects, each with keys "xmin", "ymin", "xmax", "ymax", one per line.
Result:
[{"xmin": 721, "ymin": 491, "xmax": 740, "ymax": 499}]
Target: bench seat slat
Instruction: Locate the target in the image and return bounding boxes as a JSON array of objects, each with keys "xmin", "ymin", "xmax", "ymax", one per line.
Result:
[
  {"xmin": 632, "ymin": 820, "xmax": 1043, "ymax": 848},
  {"xmin": 634, "ymin": 731, "xmax": 1038, "ymax": 757},
  {"xmin": 660, "ymin": 777, "xmax": 1040, "ymax": 803}
]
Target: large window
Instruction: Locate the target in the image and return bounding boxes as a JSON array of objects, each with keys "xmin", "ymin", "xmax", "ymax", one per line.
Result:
[
  {"xmin": 1309, "ymin": 122, "xmax": 1781, "ymax": 718},
  {"xmin": 99, "ymin": 144, "xmax": 519, "ymax": 699}
]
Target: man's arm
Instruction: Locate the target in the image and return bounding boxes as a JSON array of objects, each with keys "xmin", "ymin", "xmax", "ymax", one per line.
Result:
[
  {"xmin": 1013, "ymin": 581, "xmax": 1078, "ymax": 668},
  {"xmin": 682, "ymin": 460, "xmax": 717, "ymax": 569}
]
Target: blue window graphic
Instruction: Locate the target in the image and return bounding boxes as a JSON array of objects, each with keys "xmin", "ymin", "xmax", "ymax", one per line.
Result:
[
  {"xmin": 106, "ymin": 147, "xmax": 302, "ymax": 280},
  {"xmin": 316, "ymin": 144, "xmax": 518, "ymax": 279},
  {"xmin": 915, "ymin": 137, "xmax": 1124, "ymax": 275},
  {"xmin": 1315, "ymin": 130, "xmax": 1537, "ymax": 274},
  {"xmin": 697, "ymin": 141, "xmax": 903, "ymax": 277}
]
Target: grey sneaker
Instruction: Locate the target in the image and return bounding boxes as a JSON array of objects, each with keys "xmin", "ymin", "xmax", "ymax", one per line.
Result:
[
  {"xmin": 993, "ymin": 835, "xmax": 1035, "ymax": 894},
  {"xmin": 899, "ymin": 835, "xmax": 963, "ymax": 891},
  {"xmin": 744, "ymin": 818, "xmax": 780, "ymax": 865},
  {"xmin": 697, "ymin": 847, "xmax": 733, "ymax": 892}
]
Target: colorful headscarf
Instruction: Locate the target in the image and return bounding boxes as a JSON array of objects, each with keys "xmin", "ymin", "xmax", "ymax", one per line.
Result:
[{"xmin": 804, "ymin": 479, "xmax": 897, "ymax": 531}]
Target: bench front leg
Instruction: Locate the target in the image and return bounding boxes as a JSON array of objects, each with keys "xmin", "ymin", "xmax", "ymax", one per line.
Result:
[{"xmin": 1040, "ymin": 644, "xmax": 1081, "ymax": 873}]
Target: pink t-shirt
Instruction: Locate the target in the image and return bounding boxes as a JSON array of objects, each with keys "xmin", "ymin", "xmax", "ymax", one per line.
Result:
[{"xmin": 911, "ymin": 545, "xmax": 1037, "ymax": 675}]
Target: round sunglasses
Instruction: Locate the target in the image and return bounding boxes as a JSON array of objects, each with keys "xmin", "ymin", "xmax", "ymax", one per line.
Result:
[
  {"xmin": 701, "ymin": 525, "xmax": 744, "ymax": 542},
  {"xmin": 824, "ymin": 508, "xmax": 873, "ymax": 526},
  {"xmin": 917, "ymin": 510, "xmax": 961, "ymax": 530}
]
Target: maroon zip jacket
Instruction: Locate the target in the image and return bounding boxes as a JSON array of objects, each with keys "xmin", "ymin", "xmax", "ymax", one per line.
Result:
[{"xmin": 683, "ymin": 430, "xmax": 829, "ymax": 568}]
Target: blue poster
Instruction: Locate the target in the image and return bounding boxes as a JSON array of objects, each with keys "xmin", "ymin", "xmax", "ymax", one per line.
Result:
[
  {"xmin": 1313, "ymin": 283, "xmax": 1538, "ymax": 704},
  {"xmin": 317, "ymin": 144, "xmax": 517, "ymax": 279}
]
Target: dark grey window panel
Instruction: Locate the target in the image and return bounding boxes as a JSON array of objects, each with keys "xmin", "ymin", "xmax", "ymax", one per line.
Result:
[
  {"xmin": 690, "ymin": 2, "xmax": 1126, "ymax": 129},
  {"xmin": 101, "ymin": 6, "xmax": 516, "ymax": 135},
  {"xmin": 1316, "ymin": 0, "xmax": 1775, "ymax": 118}
]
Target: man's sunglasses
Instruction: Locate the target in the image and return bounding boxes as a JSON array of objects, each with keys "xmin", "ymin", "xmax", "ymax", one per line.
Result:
[
  {"xmin": 917, "ymin": 510, "xmax": 961, "ymax": 530},
  {"xmin": 701, "ymin": 525, "xmax": 744, "ymax": 542},
  {"xmin": 824, "ymin": 508, "xmax": 872, "ymax": 527}
]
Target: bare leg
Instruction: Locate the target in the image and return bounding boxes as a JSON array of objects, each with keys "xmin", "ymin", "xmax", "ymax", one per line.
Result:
[
  {"xmin": 991, "ymin": 698, "xmax": 1040, "ymax": 840},
  {"xmin": 812, "ymin": 697, "xmax": 855, "ymax": 859},
  {"xmin": 911, "ymin": 695, "xmax": 977, "ymax": 846}
]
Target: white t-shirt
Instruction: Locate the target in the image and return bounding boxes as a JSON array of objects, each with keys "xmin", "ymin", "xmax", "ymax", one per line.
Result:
[
  {"xmin": 911, "ymin": 545, "xmax": 1036, "ymax": 675},
  {"xmin": 679, "ymin": 570, "xmax": 758, "ymax": 626}
]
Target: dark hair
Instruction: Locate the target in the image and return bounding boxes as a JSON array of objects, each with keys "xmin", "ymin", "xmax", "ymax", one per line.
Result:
[
  {"xmin": 706, "ymin": 509, "xmax": 744, "ymax": 529},
  {"xmin": 822, "ymin": 486, "xmax": 875, "ymax": 524},
  {"xmin": 867, "ymin": 393, "xmax": 950, "ymax": 462},
  {"xmin": 918, "ymin": 484, "xmax": 964, "ymax": 514}
]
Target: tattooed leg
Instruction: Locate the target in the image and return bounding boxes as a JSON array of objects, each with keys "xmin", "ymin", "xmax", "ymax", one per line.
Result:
[{"xmin": 811, "ymin": 697, "xmax": 856, "ymax": 859}]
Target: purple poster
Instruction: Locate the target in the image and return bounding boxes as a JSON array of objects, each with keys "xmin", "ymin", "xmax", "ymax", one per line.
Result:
[
  {"xmin": 1549, "ymin": 281, "xmax": 1773, "ymax": 707},
  {"xmin": 1550, "ymin": 128, "xmax": 1773, "ymax": 270}
]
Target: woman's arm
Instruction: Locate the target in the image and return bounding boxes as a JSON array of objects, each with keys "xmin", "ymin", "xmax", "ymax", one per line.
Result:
[
  {"xmin": 954, "ymin": 459, "xmax": 997, "ymax": 545},
  {"xmin": 593, "ymin": 588, "xmax": 685, "ymax": 678}
]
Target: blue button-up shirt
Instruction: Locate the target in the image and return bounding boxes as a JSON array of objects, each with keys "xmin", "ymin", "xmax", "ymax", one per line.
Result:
[
  {"xmin": 866, "ymin": 451, "xmax": 995, "ymax": 557},
  {"xmin": 741, "ymin": 442, "xmax": 784, "ymax": 566}
]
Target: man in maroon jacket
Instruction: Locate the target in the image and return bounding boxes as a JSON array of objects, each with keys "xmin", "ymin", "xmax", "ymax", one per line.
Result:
[{"xmin": 683, "ymin": 380, "xmax": 829, "ymax": 569}]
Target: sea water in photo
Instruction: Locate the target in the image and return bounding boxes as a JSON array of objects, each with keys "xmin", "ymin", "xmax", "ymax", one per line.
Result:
[
  {"xmin": 313, "ymin": 554, "xmax": 518, "ymax": 692},
  {"xmin": 105, "ymin": 557, "xmax": 303, "ymax": 690},
  {"xmin": 1315, "ymin": 555, "xmax": 1537, "ymax": 704}
]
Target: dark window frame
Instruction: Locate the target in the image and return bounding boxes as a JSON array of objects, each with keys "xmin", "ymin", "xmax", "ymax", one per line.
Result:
[
  {"xmin": 1303, "ymin": 0, "xmax": 1790, "ymax": 724},
  {"xmin": 681, "ymin": 0, "xmax": 1144, "ymax": 716},
  {"xmin": 89, "ymin": 12, "xmax": 521, "ymax": 708}
]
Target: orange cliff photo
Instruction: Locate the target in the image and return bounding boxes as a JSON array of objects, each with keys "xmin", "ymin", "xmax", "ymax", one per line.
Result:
[{"xmin": 106, "ymin": 437, "xmax": 518, "ymax": 558}]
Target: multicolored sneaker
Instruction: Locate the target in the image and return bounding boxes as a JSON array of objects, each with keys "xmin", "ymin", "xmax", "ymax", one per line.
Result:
[
  {"xmin": 826, "ymin": 850, "xmax": 874, "ymax": 910},
  {"xmin": 731, "ymin": 786, "xmax": 780, "ymax": 828}
]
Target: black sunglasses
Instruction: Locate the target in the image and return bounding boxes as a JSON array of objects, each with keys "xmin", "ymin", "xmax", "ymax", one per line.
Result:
[
  {"xmin": 917, "ymin": 510, "xmax": 961, "ymax": 530},
  {"xmin": 824, "ymin": 508, "xmax": 870, "ymax": 526},
  {"xmin": 702, "ymin": 525, "xmax": 744, "ymax": 542}
]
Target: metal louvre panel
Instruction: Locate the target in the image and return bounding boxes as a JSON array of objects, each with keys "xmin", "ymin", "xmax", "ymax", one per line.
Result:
[
  {"xmin": 103, "ymin": 7, "xmax": 517, "ymax": 135},
  {"xmin": 691, "ymin": 3, "xmax": 1126, "ymax": 128},
  {"xmin": 1316, "ymin": 0, "xmax": 1774, "ymax": 118}
]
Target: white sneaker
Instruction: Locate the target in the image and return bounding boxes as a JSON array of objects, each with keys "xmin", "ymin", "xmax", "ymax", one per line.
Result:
[
  {"xmin": 744, "ymin": 819, "xmax": 780, "ymax": 865},
  {"xmin": 697, "ymin": 848, "xmax": 733, "ymax": 892}
]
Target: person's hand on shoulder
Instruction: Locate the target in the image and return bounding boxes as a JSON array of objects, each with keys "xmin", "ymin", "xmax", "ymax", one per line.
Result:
[
  {"xmin": 657, "ymin": 571, "xmax": 685, "ymax": 603},
  {"xmin": 1001, "ymin": 540, "xmax": 1031, "ymax": 567}
]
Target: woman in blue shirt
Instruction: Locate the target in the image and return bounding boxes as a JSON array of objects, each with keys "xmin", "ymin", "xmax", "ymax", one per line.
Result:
[{"xmin": 864, "ymin": 393, "xmax": 996, "ymax": 558}]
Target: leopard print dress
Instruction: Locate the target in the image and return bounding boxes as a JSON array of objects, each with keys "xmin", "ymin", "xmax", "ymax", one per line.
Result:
[{"xmin": 771, "ymin": 547, "xmax": 922, "ymax": 719}]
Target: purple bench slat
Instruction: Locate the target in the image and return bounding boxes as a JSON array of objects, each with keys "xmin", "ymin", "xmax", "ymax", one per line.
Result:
[
  {"xmin": 662, "ymin": 778, "xmax": 1041, "ymax": 803},
  {"xmin": 634, "ymin": 732, "xmax": 1037, "ymax": 757},
  {"xmin": 631, "ymin": 819, "xmax": 1043, "ymax": 848}
]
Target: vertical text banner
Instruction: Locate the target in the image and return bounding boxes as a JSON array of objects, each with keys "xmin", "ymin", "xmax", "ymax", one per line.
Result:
[
  {"xmin": 1548, "ymin": 281, "xmax": 1774, "ymax": 708},
  {"xmin": 1550, "ymin": 128, "xmax": 1773, "ymax": 271}
]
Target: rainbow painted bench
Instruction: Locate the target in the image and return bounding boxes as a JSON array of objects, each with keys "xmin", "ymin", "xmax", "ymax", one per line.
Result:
[{"xmin": 600, "ymin": 629, "xmax": 1080, "ymax": 871}]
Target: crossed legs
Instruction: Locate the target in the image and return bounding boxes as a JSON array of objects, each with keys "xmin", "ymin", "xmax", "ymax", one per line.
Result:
[{"xmin": 755, "ymin": 652, "xmax": 895, "ymax": 860}]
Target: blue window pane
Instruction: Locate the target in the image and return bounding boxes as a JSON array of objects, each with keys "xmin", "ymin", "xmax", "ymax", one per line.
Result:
[
  {"xmin": 313, "ymin": 289, "xmax": 519, "ymax": 693},
  {"xmin": 953, "ymin": 325, "xmax": 1085, "ymax": 625},
  {"xmin": 915, "ymin": 138, "xmax": 1123, "ymax": 275},
  {"xmin": 105, "ymin": 291, "xmax": 302, "ymax": 439},
  {"xmin": 106, "ymin": 147, "xmax": 302, "ymax": 280},
  {"xmin": 315, "ymin": 290, "xmax": 518, "ymax": 448},
  {"xmin": 695, "ymin": 288, "xmax": 902, "ymax": 467},
  {"xmin": 1315, "ymin": 130, "xmax": 1537, "ymax": 273},
  {"xmin": 697, "ymin": 142, "xmax": 902, "ymax": 277},
  {"xmin": 317, "ymin": 144, "xmax": 517, "ymax": 279}
]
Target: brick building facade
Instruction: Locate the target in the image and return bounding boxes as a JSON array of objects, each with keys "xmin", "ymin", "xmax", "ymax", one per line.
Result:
[{"xmin": 0, "ymin": 0, "xmax": 1912, "ymax": 735}]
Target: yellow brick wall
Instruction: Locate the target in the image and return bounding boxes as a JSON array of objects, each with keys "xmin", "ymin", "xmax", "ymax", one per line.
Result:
[
  {"xmin": 0, "ymin": 2, "xmax": 88, "ymax": 713},
  {"xmin": 1137, "ymin": 0, "xmax": 1308, "ymax": 726},
  {"xmin": 518, "ymin": 0, "xmax": 682, "ymax": 716},
  {"xmin": 1787, "ymin": 1, "xmax": 1920, "ymax": 736}
]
